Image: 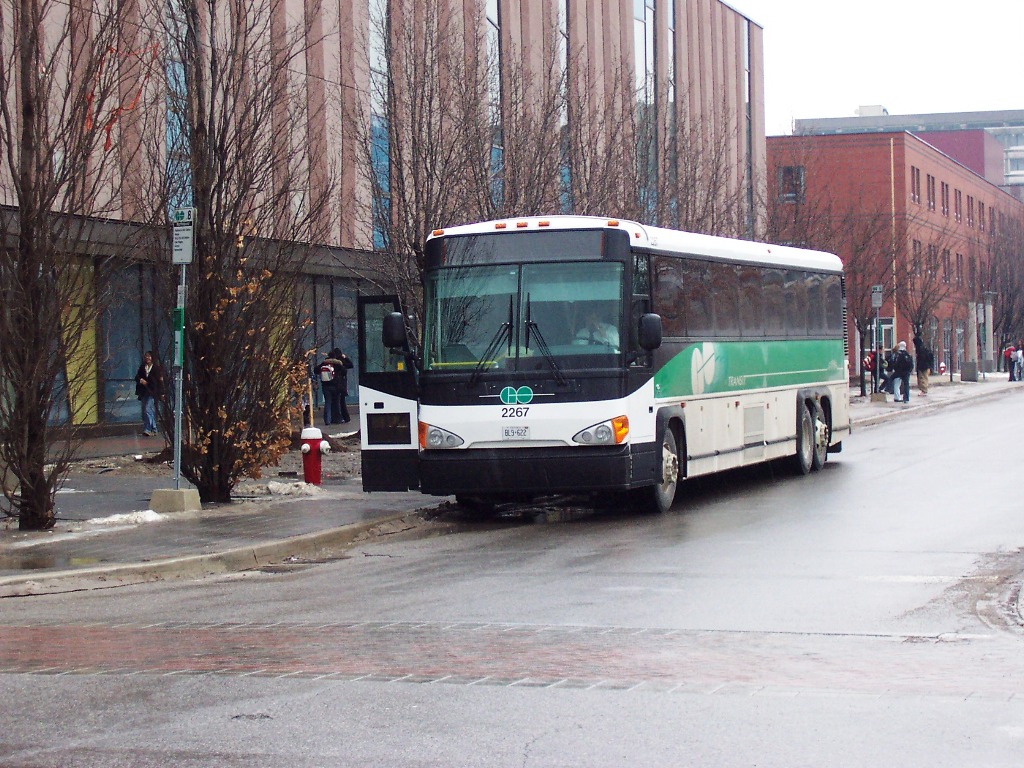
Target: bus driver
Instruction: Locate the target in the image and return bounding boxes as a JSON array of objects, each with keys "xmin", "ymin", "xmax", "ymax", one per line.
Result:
[{"xmin": 574, "ymin": 309, "xmax": 619, "ymax": 348}]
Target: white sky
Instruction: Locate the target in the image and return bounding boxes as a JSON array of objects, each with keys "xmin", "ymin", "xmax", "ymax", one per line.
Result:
[{"xmin": 731, "ymin": 0, "xmax": 1024, "ymax": 135}]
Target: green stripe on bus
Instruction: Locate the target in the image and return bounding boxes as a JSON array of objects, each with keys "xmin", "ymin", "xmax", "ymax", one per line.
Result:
[{"xmin": 653, "ymin": 339, "xmax": 846, "ymax": 397}]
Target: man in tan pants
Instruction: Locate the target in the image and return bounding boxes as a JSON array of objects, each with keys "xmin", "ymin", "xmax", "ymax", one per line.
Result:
[{"xmin": 913, "ymin": 334, "xmax": 933, "ymax": 395}]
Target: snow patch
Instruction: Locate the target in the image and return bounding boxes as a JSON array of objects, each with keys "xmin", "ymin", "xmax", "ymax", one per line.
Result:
[
  {"xmin": 267, "ymin": 481, "xmax": 322, "ymax": 496},
  {"xmin": 87, "ymin": 510, "xmax": 164, "ymax": 526}
]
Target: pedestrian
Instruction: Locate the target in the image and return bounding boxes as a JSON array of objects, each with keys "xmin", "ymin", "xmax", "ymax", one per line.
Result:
[
  {"xmin": 329, "ymin": 347, "xmax": 354, "ymax": 424},
  {"xmin": 892, "ymin": 341, "xmax": 914, "ymax": 403},
  {"xmin": 912, "ymin": 334, "xmax": 933, "ymax": 396},
  {"xmin": 1016, "ymin": 344, "xmax": 1023, "ymax": 382},
  {"xmin": 133, "ymin": 350, "xmax": 164, "ymax": 436},
  {"xmin": 878, "ymin": 348, "xmax": 895, "ymax": 395},
  {"xmin": 318, "ymin": 348, "xmax": 354, "ymax": 425},
  {"xmin": 863, "ymin": 349, "xmax": 879, "ymax": 393},
  {"xmin": 1006, "ymin": 344, "xmax": 1017, "ymax": 381}
]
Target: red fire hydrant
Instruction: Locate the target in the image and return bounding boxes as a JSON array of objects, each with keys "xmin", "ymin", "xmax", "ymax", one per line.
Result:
[{"xmin": 300, "ymin": 427, "xmax": 331, "ymax": 485}]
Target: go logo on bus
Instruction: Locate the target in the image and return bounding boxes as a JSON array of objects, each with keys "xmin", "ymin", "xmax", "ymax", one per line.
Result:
[{"xmin": 500, "ymin": 386, "xmax": 534, "ymax": 405}]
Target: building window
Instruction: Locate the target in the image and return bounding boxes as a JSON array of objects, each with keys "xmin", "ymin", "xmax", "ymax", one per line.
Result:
[
  {"xmin": 910, "ymin": 166, "xmax": 921, "ymax": 204},
  {"xmin": 940, "ymin": 182, "xmax": 949, "ymax": 217},
  {"xmin": 955, "ymin": 253, "xmax": 963, "ymax": 286},
  {"xmin": 486, "ymin": 0, "xmax": 503, "ymax": 208},
  {"xmin": 912, "ymin": 239, "xmax": 923, "ymax": 276},
  {"xmin": 777, "ymin": 165, "xmax": 805, "ymax": 203},
  {"xmin": 926, "ymin": 174, "xmax": 936, "ymax": 211},
  {"xmin": 369, "ymin": 1, "xmax": 390, "ymax": 250},
  {"xmin": 941, "ymin": 249, "xmax": 951, "ymax": 284},
  {"xmin": 927, "ymin": 244, "xmax": 938, "ymax": 277},
  {"xmin": 953, "ymin": 189, "xmax": 962, "ymax": 222},
  {"xmin": 979, "ymin": 202, "xmax": 985, "ymax": 231},
  {"xmin": 967, "ymin": 195, "xmax": 975, "ymax": 227},
  {"xmin": 968, "ymin": 256, "xmax": 976, "ymax": 290}
]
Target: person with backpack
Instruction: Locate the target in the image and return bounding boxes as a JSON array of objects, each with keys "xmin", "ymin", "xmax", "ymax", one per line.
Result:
[
  {"xmin": 913, "ymin": 334, "xmax": 934, "ymax": 396},
  {"xmin": 318, "ymin": 348, "xmax": 353, "ymax": 426},
  {"xmin": 892, "ymin": 340, "xmax": 915, "ymax": 403}
]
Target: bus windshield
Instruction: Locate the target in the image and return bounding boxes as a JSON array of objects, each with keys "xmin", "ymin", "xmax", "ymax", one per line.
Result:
[{"xmin": 424, "ymin": 261, "xmax": 624, "ymax": 372}]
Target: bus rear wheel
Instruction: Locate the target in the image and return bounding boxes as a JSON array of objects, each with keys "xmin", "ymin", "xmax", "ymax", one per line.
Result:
[
  {"xmin": 794, "ymin": 404, "xmax": 815, "ymax": 476},
  {"xmin": 810, "ymin": 403, "xmax": 829, "ymax": 471}
]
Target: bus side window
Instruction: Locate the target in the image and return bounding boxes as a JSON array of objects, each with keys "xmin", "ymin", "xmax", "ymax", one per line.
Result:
[
  {"xmin": 738, "ymin": 265, "xmax": 764, "ymax": 337},
  {"xmin": 652, "ymin": 257, "xmax": 683, "ymax": 337},
  {"xmin": 806, "ymin": 273, "xmax": 827, "ymax": 336},
  {"xmin": 763, "ymin": 269, "xmax": 785, "ymax": 336},
  {"xmin": 785, "ymin": 270, "xmax": 809, "ymax": 336},
  {"xmin": 711, "ymin": 263, "xmax": 739, "ymax": 337},
  {"xmin": 824, "ymin": 275, "xmax": 844, "ymax": 333},
  {"xmin": 685, "ymin": 261, "xmax": 712, "ymax": 337}
]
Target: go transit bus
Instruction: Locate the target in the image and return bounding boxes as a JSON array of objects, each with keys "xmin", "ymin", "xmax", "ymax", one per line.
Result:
[{"xmin": 357, "ymin": 216, "xmax": 849, "ymax": 513}]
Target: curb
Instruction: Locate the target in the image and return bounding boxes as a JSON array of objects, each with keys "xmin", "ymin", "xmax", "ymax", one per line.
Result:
[{"xmin": 0, "ymin": 511, "xmax": 419, "ymax": 598}]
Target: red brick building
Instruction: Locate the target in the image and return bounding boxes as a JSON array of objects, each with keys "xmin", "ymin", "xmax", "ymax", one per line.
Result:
[{"xmin": 767, "ymin": 132, "xmax": 1024, "ymax": 376}]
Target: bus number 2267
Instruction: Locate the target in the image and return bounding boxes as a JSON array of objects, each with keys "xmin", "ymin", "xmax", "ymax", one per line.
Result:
[{"xmin": 501, "ymin": 407, "xmax": 529, "ymax": 418}]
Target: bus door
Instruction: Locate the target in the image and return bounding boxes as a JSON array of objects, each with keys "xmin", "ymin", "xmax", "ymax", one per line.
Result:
[{"xmin": 357, "ymin": 295, "xmax": 419, "ymax": 491}]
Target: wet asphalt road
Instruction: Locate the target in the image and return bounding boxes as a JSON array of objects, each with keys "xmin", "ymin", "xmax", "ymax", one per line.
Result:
[{"xmin": 1, "ymin": 391, "xmax": 1023, "ymax": 766}]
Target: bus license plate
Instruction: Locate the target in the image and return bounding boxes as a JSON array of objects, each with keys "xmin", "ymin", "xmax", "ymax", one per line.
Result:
[{"xmin": 502, "ymin": 425, "xmax": 530, "ymax": 440}]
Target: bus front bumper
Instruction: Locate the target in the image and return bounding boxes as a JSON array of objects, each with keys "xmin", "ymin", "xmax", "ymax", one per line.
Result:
[{"xmin": 417, "ymin": 443, "xmax": 658, "ymax": 498}]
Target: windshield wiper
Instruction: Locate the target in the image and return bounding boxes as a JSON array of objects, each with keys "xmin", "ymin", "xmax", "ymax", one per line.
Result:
[
  {"xmin": 469, "ymin": 296, "xmax": 513, "ymax": 386},
  {"xmin": 524, "ymin": 294, "xmax": 567, "ymax": 386}
]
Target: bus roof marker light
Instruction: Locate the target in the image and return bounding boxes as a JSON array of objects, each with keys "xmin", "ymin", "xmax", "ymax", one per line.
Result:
[
  {"xmin": 516, "ymin": 221, "xmax": 528, "ymax": 228},
  {"xmin": 538, "ymin": 220, "xmax": 550, "ymax": 227},
  {"xmin": 495, "ymin": 222, "xmax": 507, "ymax": 229},
  {"xmin": 432, "ymin": 229, "xmax": 444, "ymax": 237},
  {"xmin": 607, "ymin": 220, "xmax": 619, "ymax": 226}
]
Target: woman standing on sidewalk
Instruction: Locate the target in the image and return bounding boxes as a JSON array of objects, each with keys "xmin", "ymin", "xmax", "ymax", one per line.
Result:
[{"xmin": 134, "ymin": 351, "xmax": 164, "ymax": 436}]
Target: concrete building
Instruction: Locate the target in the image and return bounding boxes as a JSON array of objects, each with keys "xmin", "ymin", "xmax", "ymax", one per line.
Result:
[
  {"xmin": 768, "ymin": 131, "xmax": 1024, "ymax": 376},
  {"xmin": 2, "ymin": 0, "xmax": 767, "ymax": 432}
]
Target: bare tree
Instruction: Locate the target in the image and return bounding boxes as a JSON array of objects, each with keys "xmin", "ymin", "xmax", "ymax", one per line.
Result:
[
  {"xmin": 144, "ymin": 0, "xmax": 337, "ymax": 503},
  {"xmin": 0, "ymin": 0, "xmax": 150, "ymax": 529},
  {"xmin": 988, "ymin": 214, "xmax": 1024, "ymax": 353},
  {"xmin": 896, "ymin": 215, "xmax": 964, "ymax": 341},
  {"xmin": 763, "ymin": 142, "xmax": 897, "ymax": 393},
  {"xmin": 656, "ymin": 93, "xmax": 750, "ymax": 237},
  {"xmin": 349, "ymin": 0, "xmax": 489, "ymax": 322}
]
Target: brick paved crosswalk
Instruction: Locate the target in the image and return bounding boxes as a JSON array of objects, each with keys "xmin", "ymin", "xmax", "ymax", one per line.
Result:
[{"xmin": 2, "ymin": 620, "xmax": 1022, "ymax": 698}]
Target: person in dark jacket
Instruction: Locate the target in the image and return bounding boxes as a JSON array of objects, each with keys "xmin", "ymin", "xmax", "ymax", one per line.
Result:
[
  {"xmin": 319, "ymin": 348, "xmax": 354, "ymax": 425},
  {"xmin": 913, "ymin": 334, "xmax": 934, "ymax": 396},
  {"xmin": 891, "ymin": 341, "xmax": 915, "ymax": 403},
  {"xmin": 134, "ymin": 350, "xmax": 164, "ymax": 436}
]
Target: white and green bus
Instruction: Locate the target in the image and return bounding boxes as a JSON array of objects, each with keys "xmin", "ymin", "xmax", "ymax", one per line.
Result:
[{"xmin": 358, "ymin": 216, "xmax": 849, "ymax": 513}]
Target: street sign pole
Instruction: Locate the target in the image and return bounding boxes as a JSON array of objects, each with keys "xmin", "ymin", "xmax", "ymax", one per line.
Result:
[
  {"xmin": 171, "ymin": 208, "xmax": 195, "ymax": 491},
  {"xmin": 871, "ymin": 285, "xmax": 883, "ymax": 393}
]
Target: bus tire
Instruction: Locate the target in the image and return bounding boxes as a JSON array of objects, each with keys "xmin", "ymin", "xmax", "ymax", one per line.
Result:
[
  {"xmin": 811, "ymin": 402, "xmax": 829, "ymax": 471},
  {"xmin": 646, "ymin": 427, "xmax": 680, "ymax": 513},
  {"xmin": 794, "ymin": 404, "xmax": 814, "ymax": 476}
]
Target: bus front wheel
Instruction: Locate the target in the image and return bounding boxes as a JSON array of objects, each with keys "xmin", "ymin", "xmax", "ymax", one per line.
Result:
[{"xmin": 645, "ymin": 428, "xmax": 679, "ymax": 513}]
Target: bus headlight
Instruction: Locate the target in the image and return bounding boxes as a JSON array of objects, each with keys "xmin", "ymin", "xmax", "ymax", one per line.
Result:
[
  {"xmin": 418, "ymin": 421, "xmax": 465, "ymax": 449},
  {"xmin": 573, "ymin": 416, "xmax": 629, "ymax": 445}
]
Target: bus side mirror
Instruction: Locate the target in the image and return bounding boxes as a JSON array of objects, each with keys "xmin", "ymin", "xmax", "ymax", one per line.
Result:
[
  {"xmin": 638, "ymin": 313, "xmax": 662, "ymax": 350},
  {"xmin": 382, "ymin": 312, "xmax": 407, "ymax": 349}
]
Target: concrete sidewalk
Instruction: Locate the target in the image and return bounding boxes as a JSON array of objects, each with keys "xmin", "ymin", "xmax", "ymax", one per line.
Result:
[{"xmin": 1, "ymin": 374, "xmax": 1020, "ymax": 596}]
